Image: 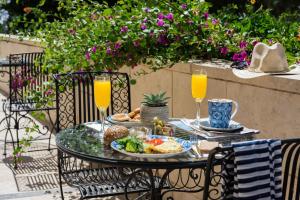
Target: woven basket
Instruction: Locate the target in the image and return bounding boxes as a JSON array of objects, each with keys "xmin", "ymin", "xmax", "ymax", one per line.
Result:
[{"xmin": 140, "ymin": 104, "xmax": 169, "ymax": 124}]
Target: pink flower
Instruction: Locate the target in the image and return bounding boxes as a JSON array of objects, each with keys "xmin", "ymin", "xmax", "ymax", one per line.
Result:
[
  {"xmin": 91, "ymin": 46, "xmax": 96, "ymax": 53},
  {"xmin": 239, "ymin": 41, "xmax": 248, "ymax": 49},
  {"xmin": 85, "ymin": 52, "xmax": 90, "ymax": 60},
  {"xmin": 220, "ymin": 47, "xmax": 228, "ymax": 55},
  {"xmin": 143, "ymin": 17, "xmax": 148, "ymax": 23},
  {"xmin": 140, "ymin": 23, "xmax": 147, "ymax": 30},
  {"xmin": 165, "ymin": 13, "xmax": 174, "ymax": 21},
  {"xmin": 240, "ymin": 50, "xmax": 247, "ymax": 59},
  {"xmin": 133, "ymin": 40, "xmax": 140, "ymax": 47},
  {"xmin": 68, "ymin": 29, "xmax": 76, "ymax": 35},
  {"xmin": 158, "ymin": 13, "xmax": 164, "ymax": 19},
  {"xmin": 212, "ymin": 18, "xmax": 219, "ymax": 25},
  {"xmin": 157, "ymin": 19, "xmax": 165, "ymax": 27},
  {"xmin": 45, "ymin": 89, "xmax": 53, "ymax": 96},
  {"xmin": 203, "ymin": 12, "xmax": 209, "ymax": 20},
  {"xmin": 252, "ymin": 40, "xmax": 259, "ymax": 46},
  {"xmin": 181, "ymin": 4, "xmax": 187, "ymax": 10}
]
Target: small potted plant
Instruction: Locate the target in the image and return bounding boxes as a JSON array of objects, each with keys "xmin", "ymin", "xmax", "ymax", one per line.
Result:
[{"xmin": 140, "ymin": 91, "xmax": 170, "ymax": 124}]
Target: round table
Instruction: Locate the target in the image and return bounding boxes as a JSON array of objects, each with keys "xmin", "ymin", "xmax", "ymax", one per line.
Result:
[{"xmin": 56, "ymin": 124, "xmax": 208, "ymax": 200}]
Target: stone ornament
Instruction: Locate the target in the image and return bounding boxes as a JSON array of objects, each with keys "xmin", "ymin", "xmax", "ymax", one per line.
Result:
[
  {"xmin": 249, "ymin": 42, "xmax": 289, "ymax": 73},
  {"xmin": 233, "ymin": 42, "xmax": 300, "ymax": 79}
]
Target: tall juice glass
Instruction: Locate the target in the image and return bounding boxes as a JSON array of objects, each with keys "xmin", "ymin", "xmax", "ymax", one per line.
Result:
[
  {"xmin": 94, "ymin": 75, "xmax": 111, "ymax": 137},
  {"xmin": 191, "ymin": 69, "xmax": 207, "ymax": 125}
]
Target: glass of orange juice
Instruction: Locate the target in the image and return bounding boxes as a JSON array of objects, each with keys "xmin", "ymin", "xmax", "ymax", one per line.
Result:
[
  {"xmin": 191, "ymin": 69, "xmax": 207, "ymax": 125},
  {"xmin": 94, "ymin": 75, "xmax": 111, "ymax": 137}
]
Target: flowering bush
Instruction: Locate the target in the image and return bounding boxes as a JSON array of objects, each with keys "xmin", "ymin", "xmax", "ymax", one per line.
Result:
[{"xmin": 36, "ymin": 0, "xmax": 299, "ymax": 75}]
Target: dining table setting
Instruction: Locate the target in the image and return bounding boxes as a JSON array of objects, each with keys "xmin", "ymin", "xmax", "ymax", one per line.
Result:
[{"xmin": 55, "ymin": 69, "xmax": 260, "ymax": 200}]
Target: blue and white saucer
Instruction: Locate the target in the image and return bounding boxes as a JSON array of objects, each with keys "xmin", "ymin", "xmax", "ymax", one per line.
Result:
[{"xmin": 199, "ymin": 118, "xmax": 243, "ymax": 132}]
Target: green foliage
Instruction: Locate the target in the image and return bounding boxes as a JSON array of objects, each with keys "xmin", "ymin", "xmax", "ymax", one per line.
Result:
[{"xmin": 142, "ymin": 91, "xmax": 170, "ymax": 107}]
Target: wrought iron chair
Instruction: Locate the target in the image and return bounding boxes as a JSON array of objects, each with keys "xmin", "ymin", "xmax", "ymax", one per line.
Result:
[
  {"xmin": 0, "ymin": 52, "xmax": 56, "ymax": 158},
  {"xmin": 202, "ymin": 138, "xmax": 300, "ymax": 200},
  {"xmin": 54, "ymin": 71, "xmax": 156, "ymax": 199}
]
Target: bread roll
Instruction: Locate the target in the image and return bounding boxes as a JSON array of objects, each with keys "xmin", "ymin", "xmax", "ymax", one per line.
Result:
[{"xmin": 104, "ymin": 125, "xmax": 129, "ymax": 146}]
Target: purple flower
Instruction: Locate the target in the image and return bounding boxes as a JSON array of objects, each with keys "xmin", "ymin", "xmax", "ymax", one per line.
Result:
[
  {"xmin": 157, "ymin": 19, "xmax": 165, "ymax": 27},
  {"xmin": 187, "ymin": 20, "xmax": 193, "ymax": 25},
  {"xmin": 181, "ymin": 4, "xmax": 187, "ymax": 10},
  {"xmin": 144, "ymin": 7, "xmax": 150, "ymax": 13},
  {"xmin": 143, "ymin": 17, "xmax": 148, "ymax": 23},
  {"xmin": 140, "ymin": 23, "xmax": 147, "ymax": 30},
  {"xmin": 45, "ymin": 89, "xmax": 53, "ymax": 96},
  {"xmin": 212, "ymin": 18, "xmax": 219, "ymax": 25},
  {"xmin": 133, "ymin": 40, "xmax": 140, "ymax": 47},
  {"xmin": 120, "ymin": 26, "xmax": 128, "ymax": 33},
  {"xmin": 220, "ymin": 47, "xmax": 228, "ymax": 55},
  {"xmin": 175, "ymin": 35, "xmax": 181, "ymax": 41},
  {"xmin": 68, "ymin": 29, "xmax": 76, "ymax": 35},
  {"xmin": 165, "ymin": 13, "xmax": 174, "ymax": 21},
  {"xmin": 106, "ymin": 47, "xmax": 112, "ymax": 55},
  {"xmin": 114, "ymin": 42, "xmax": 122, "ymax": 49},
  {"xmin": 240, "ymin": 50, "xmax": 247, "ymax": 59},
  {"xmin": 268, "ymin": 39, "xmax": 273, "ymax": 44},
  {"xmin": 158, "ymin": 13, "xmax": 164, "ymax": 19},
  {"xmin": 85, "ymin": 52, "xmax": 90, "ymax": 60},
  {"xmin": 157, "ymin": 34, "xmax": 169, "ymax": 45},
  {"xmin": 232, "ymin": 53, "xmax": 240, "ymax": 61},
  {"xmin": 226, "ymin": 29, "xmax": 233, "ymax": 36},
  {"xmin": 239, "ymin": 41, "xmax": 248, "ymax": 49},
  {"xmin": 91, "ymin": 46, "xmax": 97, "ymax": 53},
  {"xmin": 203, "ymin": 12, "xmax": 209, "ymax": 20},
  {"xmin": 252, "ymin": 40, "xmax": 259, "ymax": 46}
]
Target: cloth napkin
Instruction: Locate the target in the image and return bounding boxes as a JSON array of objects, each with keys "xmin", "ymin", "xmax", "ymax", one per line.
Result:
[{"xmin": 223, "ymin": 139, "xmax": 282, "ymax": 200}]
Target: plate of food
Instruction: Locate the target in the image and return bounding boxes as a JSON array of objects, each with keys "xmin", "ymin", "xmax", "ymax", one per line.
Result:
[
  {"xmin": 107, "ymin": 108, "xmax": 142, "ymax": 127},
  {"xmin": 111, "ymin": 135, "xmax": 192, "ymax": 158}
]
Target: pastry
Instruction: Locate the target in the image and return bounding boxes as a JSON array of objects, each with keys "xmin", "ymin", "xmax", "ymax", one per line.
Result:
[
  {"xmin": 111, "ymin": 113, "xmax": 130, "ymax": 122},
  {"xmin": 133, "ymin": 107, "xmax": 140, "ymax": 114},
  {"xmin": 128, "ymin": 111, "xmax": 136, "ymax": 118},
  {"xmin": 104, "ymin": 125, "xmax": 129, "ymax": 146}
]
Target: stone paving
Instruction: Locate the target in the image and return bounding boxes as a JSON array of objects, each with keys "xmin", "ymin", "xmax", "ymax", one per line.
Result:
[{"xmin": 0, "ymin": 93, "xmax": 122, "ymax": 200}]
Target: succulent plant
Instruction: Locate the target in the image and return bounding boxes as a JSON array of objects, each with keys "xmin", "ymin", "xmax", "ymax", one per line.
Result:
[{"xmin": 142, "ymin": 91, "xmax": 170, "ymax": 107}]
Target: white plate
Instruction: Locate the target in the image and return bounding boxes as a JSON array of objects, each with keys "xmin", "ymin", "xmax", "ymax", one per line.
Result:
[
  {"xmin": 107, "ymin": 115, "xmax": 142, "ymax": 127},
  {"xmin": 111, "ymin": 135, "xmax": 192, "ymax": 158}
]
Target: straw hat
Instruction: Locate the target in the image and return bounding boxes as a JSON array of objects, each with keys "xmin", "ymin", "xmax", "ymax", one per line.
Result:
[{"xmin": 233, "ymin": 42, "xmax": 300, "ymax": 79}]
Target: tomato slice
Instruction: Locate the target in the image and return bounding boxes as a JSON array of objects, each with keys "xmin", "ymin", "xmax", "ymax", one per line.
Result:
[{"xmin": 145, "ymin": 138, "xmax": 163, "ymax": 146}]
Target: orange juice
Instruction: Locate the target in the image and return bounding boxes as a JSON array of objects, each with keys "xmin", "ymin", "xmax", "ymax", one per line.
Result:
[
  {"xmin": 94, "ymin": 80, "xmax": 111, "ymax": 110},
  {"xmin": 191, "ymin": 74, "xmax": 207, "ymax": 101}
]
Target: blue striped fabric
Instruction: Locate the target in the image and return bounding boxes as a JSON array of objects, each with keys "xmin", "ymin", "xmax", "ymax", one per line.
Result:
[{"xmin": 223, "ymin": 139, "xmax": 282, "ymax": 200}]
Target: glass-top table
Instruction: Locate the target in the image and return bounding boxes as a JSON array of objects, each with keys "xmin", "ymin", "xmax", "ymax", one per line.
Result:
[
  {"xmin": 56, "ymin": 123, "xmax": 207, "ymax": 169},
  {"xmin": 56, "ymin": 122, "xmax": 257, "ymax": 200}
]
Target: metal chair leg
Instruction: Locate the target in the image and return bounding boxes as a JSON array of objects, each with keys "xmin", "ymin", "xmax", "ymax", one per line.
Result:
[{"xmin": 58, "ymin": 150, "xmax": 65, "ymax": 200}]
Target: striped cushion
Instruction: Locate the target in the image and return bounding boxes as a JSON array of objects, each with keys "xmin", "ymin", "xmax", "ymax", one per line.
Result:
[{"xmin": 223, "ymin": 140, "xmax": 282, "ymax": 200}]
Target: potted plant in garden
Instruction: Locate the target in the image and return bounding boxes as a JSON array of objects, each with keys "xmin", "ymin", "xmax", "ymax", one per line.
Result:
[{"xmin": 141, "ymin": 91, "xmax": 170, "ymax": 124}]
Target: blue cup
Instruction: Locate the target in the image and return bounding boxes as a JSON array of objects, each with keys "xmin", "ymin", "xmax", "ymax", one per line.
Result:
[{"xmin": 208, "ymin": 99, "xmax": 239, "ymax": 128}]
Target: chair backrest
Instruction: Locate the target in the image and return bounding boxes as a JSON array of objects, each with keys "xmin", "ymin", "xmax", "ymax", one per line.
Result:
[
  {"xmin": 54, "ymin": 71, "xmax": 131, "ymax": 132},
  {"xmin": 281, "ymin": 138, "xmax": 300, "ymax": 200},
  {"xmin": 8, "ymin": 52, "xmax": 46, "ymax": 105},
  {"xmin": 203, "ymin": 138, "xmax": 300, "ymax": 200}
]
